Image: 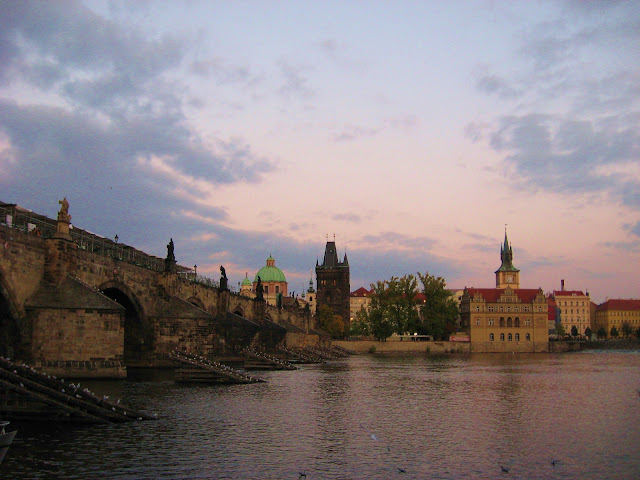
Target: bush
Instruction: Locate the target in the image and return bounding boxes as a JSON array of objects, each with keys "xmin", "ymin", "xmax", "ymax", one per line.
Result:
[{"xmin": 368, "ymin": 346, "xmax": 377, "ymax": 354}]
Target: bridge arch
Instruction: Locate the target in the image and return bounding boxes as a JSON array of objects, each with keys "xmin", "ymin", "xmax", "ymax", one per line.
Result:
[
  {"xmin": 186, "ymin": 296, "xmax": 205, "ymax": 310},
  {"xmin": 98, "ymin": 280, "xmax": 153, "ymax": 367},
  {"xmin": 0, "ymin": 273, "xmax": 23, "ymax": 359}
]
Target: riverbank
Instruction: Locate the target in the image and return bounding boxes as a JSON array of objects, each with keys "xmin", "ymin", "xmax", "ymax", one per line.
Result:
[{"xmin": 334, "ymin": 339, "xmax": 469, "ymax": 354}]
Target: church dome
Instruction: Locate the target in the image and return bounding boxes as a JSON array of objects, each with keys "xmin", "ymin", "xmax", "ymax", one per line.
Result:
[
  {"xmin": 254, "ymin": 255, "xmax": 287, "ymax": 283},
  {"xmin": 241, "ymin": 274, "xmax": 252, "ymax": 287}
]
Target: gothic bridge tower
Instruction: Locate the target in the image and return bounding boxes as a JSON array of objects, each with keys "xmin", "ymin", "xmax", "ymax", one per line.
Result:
[{"xmin": 315, "ymin": 238, "xmax": 350, "ymax": 326}]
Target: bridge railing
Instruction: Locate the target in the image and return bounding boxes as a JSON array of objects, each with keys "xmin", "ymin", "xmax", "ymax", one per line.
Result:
[{"xmin": 1, "ymin": 204, "xmax": 166, "ymax": 272}]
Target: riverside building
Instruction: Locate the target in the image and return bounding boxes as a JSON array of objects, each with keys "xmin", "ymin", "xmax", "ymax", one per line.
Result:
[{"xmin": 460, "ymin": 230, "xmax": 549, "ymax": 352}]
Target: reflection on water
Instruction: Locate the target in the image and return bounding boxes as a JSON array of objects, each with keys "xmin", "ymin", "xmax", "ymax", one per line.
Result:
[{"xmin": 3, "ymin": 351, "xmax": 640, "ymax": 479}]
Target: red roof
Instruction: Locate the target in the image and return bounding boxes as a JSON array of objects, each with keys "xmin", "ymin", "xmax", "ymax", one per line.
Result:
[
  {"xmin": 350, "ymin": 287, "xmax": 372, "ymax": 297},
  {"xmin": 553, "ymin": 290, "xmax": 586, "ymax": 297},
  {"xmin": 465, "ymin": 288, "xmax": 543, "ymax": 303},
  {"xmin": 597, "ymin": 299, "xmax": 640, "ymax": 311}
]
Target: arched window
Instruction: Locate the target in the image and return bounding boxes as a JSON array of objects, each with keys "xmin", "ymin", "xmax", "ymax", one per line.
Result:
[
  {"xmin": 526, "ymin": 333, "xmax": 531, "ymax": 341},
  {"xmin": 508, "ymin": 333, "xmax": 512, "ymax": 341},
  {"xmin": 515, "ymin": 333, "xmax": 520, "ymax": 341},
  {"xmin": 500, "ymin": 333, "xmax": 505, "ymax": 341},
  {"xmin": 500, "ymin": 317, "xmax": 505, "ymax": 327},
  {"xmin": 476, "ymin": 318, "xmax": 480, "ymax": 326},
  {"xmin": 514, "ymin": 317, "xmax": 520, "ymax": 327},
  {"xmin": 507, "ymin": 317, "xmax": 513, "ymax": 327},
  {"xmin": 489, "ymin": 333, "xmax": 494, "ymax": 341}
]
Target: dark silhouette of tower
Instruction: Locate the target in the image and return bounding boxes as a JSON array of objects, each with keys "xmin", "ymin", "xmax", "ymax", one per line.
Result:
[{"xmin": 315, "ymin": 238, "xmax": 350, "ymax": 328}]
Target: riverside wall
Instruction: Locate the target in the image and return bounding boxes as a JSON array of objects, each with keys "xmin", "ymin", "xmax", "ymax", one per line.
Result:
[{"xmin": 334, "ymin": 340, "xmax": 470, "ymax": 354}]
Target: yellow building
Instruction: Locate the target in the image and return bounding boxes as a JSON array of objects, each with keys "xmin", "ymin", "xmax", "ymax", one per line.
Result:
[
  {"xmin": 460, "ymin": 230, "xmax": 549, "ymax": 352},
  {"xmin": 594, "ymin": 299, "xmax": 640, "ymax": 338},
  {"xmin": 350, "ymin": 287, "xmax": 373, "ymax": 323},
  {"xmin": 552, "ymin": 281, "xmax": 591, "ymax": 335}
]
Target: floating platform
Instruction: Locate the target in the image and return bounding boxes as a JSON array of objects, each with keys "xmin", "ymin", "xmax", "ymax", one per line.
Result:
[
  {"xmin": 0, "ymin": 357, "xmax": 156, "ymax": 423},
  {"xmin": 169, "ymin": 350, "xmax": 264, "ymax": 384},
  {"xmin": 241, "ymin": 347, "xmax": 298, "ymax": 370}
]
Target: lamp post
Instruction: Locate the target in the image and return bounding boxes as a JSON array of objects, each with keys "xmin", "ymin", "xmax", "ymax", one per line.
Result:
[{"xmin": 194, "ymin": 264, "xmax": 197, "ymax": 280}]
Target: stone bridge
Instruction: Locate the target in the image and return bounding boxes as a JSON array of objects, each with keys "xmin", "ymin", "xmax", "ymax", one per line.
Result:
[{"xmin": 0, "ymin": 202, "xmax": 326, "ymax": 378}]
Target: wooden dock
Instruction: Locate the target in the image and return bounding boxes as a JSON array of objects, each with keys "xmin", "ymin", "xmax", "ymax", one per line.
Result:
[
  {"xmin": 169, "ymin": 350, "xmax": 265, "ymax": 384},
  {"xmin": 0, "ymin": 357, "xmax": 156, "ymax": 423}
]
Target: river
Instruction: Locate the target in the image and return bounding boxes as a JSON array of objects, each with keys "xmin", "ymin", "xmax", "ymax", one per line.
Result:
[{"xmin": 2, "ymin": 350, "xmax": 640, "ymax": 479}]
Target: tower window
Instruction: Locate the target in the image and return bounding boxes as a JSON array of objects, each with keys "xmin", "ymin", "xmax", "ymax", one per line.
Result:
[
  {"xmin": 489, "ymin": 333, "xmax": 494, "ymax": 341},
  {"xmin": 500, "ymin": 333, "xmax": 505, "ymax": 341}
]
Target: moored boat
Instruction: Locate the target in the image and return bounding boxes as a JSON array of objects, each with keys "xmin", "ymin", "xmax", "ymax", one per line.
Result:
[{"xmin": 0, "ymin": 421, "xmax": 17, "ymax": 464}]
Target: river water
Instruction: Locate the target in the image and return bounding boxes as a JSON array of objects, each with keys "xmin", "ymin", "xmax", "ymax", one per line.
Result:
[{"xmin": 2, "ymin": 351, "xmax": 640, "ymax": 479}]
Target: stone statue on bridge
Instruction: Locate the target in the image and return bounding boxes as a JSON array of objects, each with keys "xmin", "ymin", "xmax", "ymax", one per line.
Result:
[
  {"xmin": 255, "ymin": 276, "xmax": 264, "ymax": 302},
  {"xmin": 57, "ymin": 197, "xmax": 71, "ymax": 222},
  {"xmin": 219, "ymin": 265, "xmax": 228, "ymax": 292},
  {"xmin": 164, "ymin": 238, "xmax": 177, "ymax": 272}
]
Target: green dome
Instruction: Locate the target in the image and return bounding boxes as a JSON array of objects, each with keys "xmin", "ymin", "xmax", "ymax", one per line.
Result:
[
  {"xmin": 241, "ymin": 275, "xmax": 252, "ymax": 286},
  {"xmin": 254, "ymin": 255, "xmax": 287, "ymax": 283}
]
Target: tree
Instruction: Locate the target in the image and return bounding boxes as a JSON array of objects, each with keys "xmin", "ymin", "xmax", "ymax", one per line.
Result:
[
  {"xmin": 349, "ymin": 307, "xmax": 371, "ymax": 337},
  {"xmin": 352, "ymin": 275, "xmax": 421, "ymax": 341},
  {"xmin": 417, "ymin": 272, "xmax": 459, "ymax": 340},
  {"xmin": 610, "ymin": 326, "xmax": 619, "ymax": 338},
  {"xmin": 570, "ymin": 325, "xmax": 578, "ymax": 337},
  {"xmin": 555, "ymin": 323, "xmax": 566, "ymax": 337},
  {"xmin": 317, "ymin": 304, "xmax": 346, "ymax": 338},
  {"xmin": 584, "ymin": 327, "xmax": 592, "ymax": 339},
  {"xmin": 636, "ymin": 327, "xmax": 640, "ymax": 339},
  {"xmin": 597, "ymin": 327, "xmax": 607, "ymax": 339},
  {"xmin": 621, "ymin": 321, "xmax": 632, "ymax": 338}
]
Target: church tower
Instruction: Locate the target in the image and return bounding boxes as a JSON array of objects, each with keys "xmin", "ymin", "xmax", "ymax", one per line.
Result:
[
  {"xmin": 495, "ymin": 229, "xmax": 520, "ymax": 289},
  {"xmin": 316, "ymin": 238, "xmax": 350, "ymax": 327}
]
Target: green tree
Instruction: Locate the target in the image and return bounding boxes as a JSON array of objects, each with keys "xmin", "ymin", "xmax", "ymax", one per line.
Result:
[
  {"xmin": 621, "ymin": 321, "xmax": 632, "ymax": 338},
  {"xmin": 597, "ymin": 327, "xmax": 607, "ymax": 339},
  {"xmin": 610, "ymin": 326, "xmax": 619, "ymax": 338},
  {"xmin": 349, "ymin": 306, "xmax": 371, "ymax": 337},
  {"xmin": 584, "ymin": 327, "xmax": 592, "ymax": 339},
  {"xmin": 417, "ymin": 272, "xmax": 459, "ymax": 340},
  {"xmin": 380, "ymin": 275, "xmax": 420, "ymax": 335},
  {"xmin": 353, "ymin": 275, "xmax": 420, "ymax": 341},
  {"xmin": 570, "ymin": 325, "xmax": 578, "ymax": 337},
  {"xmin": 317, "ymin": 304, "xmax": 346, "ymax": 338},
  {"xmin": 554, "ymin": 323, "xmax": 566, "ymax": 337}
]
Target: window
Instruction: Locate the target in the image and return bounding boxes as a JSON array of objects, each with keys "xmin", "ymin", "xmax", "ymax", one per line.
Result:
[
  {"xmin": 514, "ymin": 306, "xmax": 519, "ymax": 312},
  {"xmin": 500, "ymin": 333, "xmax": 505, "ymax": 341},
  {"xmin": 514, "ymin": 317, "xmax": 520, "ymax": 327},
  {"xmin": 525, "ymin": 319, "xmax": 531, "ymax": 325},
  {"xmin": 500, "ymin": 317, "xmax": 505, "ymax": 327},
  {"xmin": 489, "ymin": 306, "xmax": 494, "ymax": 312},
  {"xmin": 507, "ymin": 306, "xmax": 511, "ymax": 312},
  {"xmin": 476, "ymin": 306, "xmax": 480, "ymax": 311},
  {"xmin": 489, "ymin": 319, "xmax": 495, "ymax": 326},
  {"xmin": 275, "ymin": 285, "xmax": 280, "ymax": 294},
  {"xmin": 499, "ymin": 306, "xmax": 504, "ymax": 312},
  {"xmin": 264, "ymin": 286, "xmax": 269, "ymax": 294},
  {"xmin": 508, "ymin": 333, "xmax": 512, "ymax": 341},
  {"xmin": 515, "ymin": 333, "xmax": 520, "ymax": 341},
  {"xmin": 489, "ymin": 333, "xmax": 494, "ymax": 341},
  {"xmin": 526, "ymin": 333, "xmax": 531, "ymax": 341},
  {"xmin": 476, "ymin": 319, "xmax": 480, "ymax": 326},
  {"xmin": 507, "ymin": 317, "xmax": 513, "ymax": 327}
]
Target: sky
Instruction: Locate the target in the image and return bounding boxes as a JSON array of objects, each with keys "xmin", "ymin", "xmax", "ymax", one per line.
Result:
[{"xmin": 1, "ymin": 1, "xmax": 638, "ymax": 303}]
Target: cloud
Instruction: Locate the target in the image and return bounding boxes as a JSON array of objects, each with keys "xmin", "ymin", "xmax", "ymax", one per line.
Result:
[
  {"xmin": 360, "ymin": 232, "xmax": 437, "ymax": 251},
  {"xmin": 475, "ymin": 74, "xmax": 520, "ymax": 99},
  {"xmin": 277, "ymin": 60, "xmax": 315, "ymax": 99},
  {"xmin": 332, "ymin": 213, "xmax": 362, "ymax": 224},
  {"xmin": 488, "ymin": 114, "xmax": 640, "ymax": 207}
]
